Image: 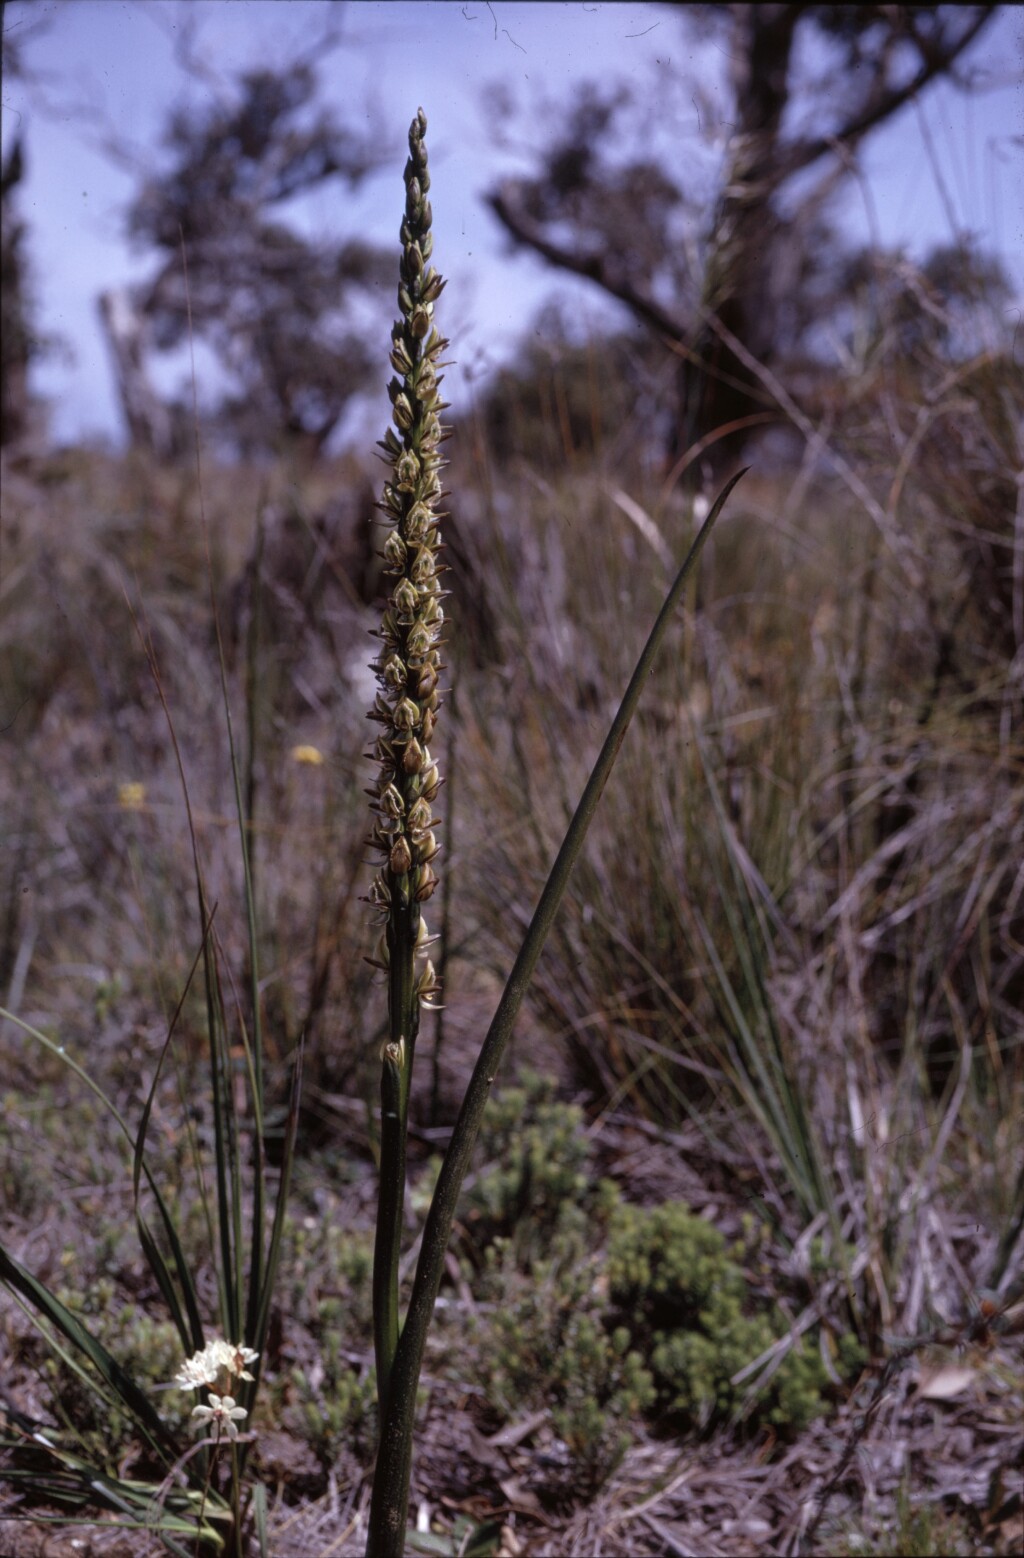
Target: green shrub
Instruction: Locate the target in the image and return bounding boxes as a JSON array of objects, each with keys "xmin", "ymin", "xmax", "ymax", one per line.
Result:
[
  {"xmin": 459, "ymin": 1070, "xmax": 594, "ymax": 1260},
  {"xmin": 476, "ymin": 1238, "xmax": 654, "ymax": 1487},
  {"xmin": 607, "ymin": 1200, "xmax": 834, "ymax": 1433}
]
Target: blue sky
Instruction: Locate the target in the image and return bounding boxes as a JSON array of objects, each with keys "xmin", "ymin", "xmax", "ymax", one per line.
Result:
[{"xmin": 2, "ymin": 0, "xmax": 1021, "ymax": 449}]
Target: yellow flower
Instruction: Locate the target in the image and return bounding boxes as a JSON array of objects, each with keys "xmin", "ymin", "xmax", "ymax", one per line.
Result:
[
  {"xmin": 117, "ymin": 782, "xmax": 146, "ymax": 812},
  {"xmin": 290, "ymin": 744, "xmax": 325, "ymax": 766}
]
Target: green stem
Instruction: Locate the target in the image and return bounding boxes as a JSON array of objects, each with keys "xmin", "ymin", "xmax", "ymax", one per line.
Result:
[
  {"xmin": 373, "ymin": 896, "xmax": 421, "ymax": 1418},
  {"xmin": 372, "ymin": 1035, "xmax": 407, "ymax": 1418},
  {"xmin": 365, "ymin": 471, "xmax": 746, "ymax": 1556}
]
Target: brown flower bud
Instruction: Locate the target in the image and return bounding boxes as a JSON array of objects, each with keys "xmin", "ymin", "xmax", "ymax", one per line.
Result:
[
  {"xmin": 392, "ymin": 393, "xmax": 414, "ymax": 431},
  {"xmin": 417, "ymin": 662, "xmax": 438, "ymax": 699},
  {"xmin": 414, "ymin": 863, "xmax": 438, "ymax": 901},
  {"xmin": 389, "ymin": 835, "xmax": 413, "ymax": 875},
  {"xmin": 402, "ymin": 737, "xmax": 425, "ymax": 774},
  {"xmin": 414, "ymin": 830, "xmax": 439, "ymax": 864}
]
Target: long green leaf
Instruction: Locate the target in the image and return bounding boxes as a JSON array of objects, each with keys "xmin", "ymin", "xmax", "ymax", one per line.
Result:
[
  {"xmin": 0, "ymin": 1246, "xmax": 180, "ymax": 1460},
  {"xmin": 132, "ymin": 910, "xmax": 217, "ymax": 1357}
]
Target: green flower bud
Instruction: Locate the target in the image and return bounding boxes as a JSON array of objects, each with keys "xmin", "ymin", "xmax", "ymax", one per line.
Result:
[
  {"xmin": 396, "ymin": 451, "xmax": 420, "ymax": 490},
  {"xmin": 416, "ymin": 959, "xmax": 440, "ymax": 1002},
  {"xmin": 410, "ymin": 548, "xmax": 436, "ymax": 587},
  {"xmin": 414, "ymin": 830, "xmax": 439, "ymax": 864},
  {"xmin": 383, "ymin": 530, "xmax": 407, "ymax": 569},
  {"xmin": 379, "ymin": 782, "xmax": 405, "ymax": 818},
  {"xmin": 381, "ymin": 653, "xmax": 406, "ymax": 689},
  {"xmin": 407, "ymin": 621, "xmax": 431, "ymax": 659},
  {"xmin": 407, "ymin": 797, "xmax": 433, "ymax": 836},
  {"xmin": 393, "ymin": 579, "xmax": 419, "ymax": 620},
  {"xmin": 393, "ymin": 697, "xmax": 420, "ymax": 732},
  {"xmin": 405, "ymin": 502, "xmax": 434, "ymax": 542},
  {"xmin": 413, "ymin": 361, "xmax": 437, "ymax": 401}
]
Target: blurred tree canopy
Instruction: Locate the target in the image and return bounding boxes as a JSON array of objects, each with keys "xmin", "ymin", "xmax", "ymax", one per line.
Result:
[
  {"xmin": 114, "ymin": 55, "xmax": 391, "ymax": 459},
  {"xmin": 487, "ymin": 2, "xmax": 1000, "ymax": 482},
  {"xmin": 1, "ymin": 0, "xmax": 50, "ymax": 448},
  {"xmin": 0, "ymin": 130, "xmax": 29, "ymax": 448}
]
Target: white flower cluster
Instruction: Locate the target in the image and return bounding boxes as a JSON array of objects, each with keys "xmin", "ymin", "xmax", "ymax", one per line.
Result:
[{"xmin": 170, "ymin": 1338, "xmax": 259, "ymax": 1439}]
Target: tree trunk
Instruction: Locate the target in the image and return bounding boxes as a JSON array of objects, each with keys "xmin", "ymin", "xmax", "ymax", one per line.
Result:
[
  {"xmin": 98, "ymin": 287, "xmax": 174, "ymax": 460},
  {"xmin": 677, "ymin": 4, "xmax": 799, "ymax": 482},
  {"xmin": 1, "ymin": 136, "xmax": 30, "ymax": 448}
]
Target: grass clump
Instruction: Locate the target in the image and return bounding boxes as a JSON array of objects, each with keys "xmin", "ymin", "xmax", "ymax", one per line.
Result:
[{"xmin": 836, "ymin": 1480, "xmax": 978, "ymax": 1557}]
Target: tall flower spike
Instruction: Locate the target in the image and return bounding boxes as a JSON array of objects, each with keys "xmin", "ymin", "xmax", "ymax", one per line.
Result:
[
  {"xmin": 368, "ymin": 108, "xmax": 449, "ymax": 1008},
  {"xmin": 368, "ymin": 105, "xmax": 450, "ymax": 1434}
]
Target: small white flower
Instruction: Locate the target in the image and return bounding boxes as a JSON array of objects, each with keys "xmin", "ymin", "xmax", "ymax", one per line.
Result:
[
  {"xmin": 223, "ymin": 1342, "xmax": 259, "ymax": 1382},
  {"xmin": 191, "ymin": 1393, "xmax": 248, "ymax": 1440},
  {"xmin": 173, "ymin": 1347, "xmax": 221, "ymax": 1390},
  {"xmin": 171, "ymin": 1339, "xmax": 259, "ymax": 1391}
]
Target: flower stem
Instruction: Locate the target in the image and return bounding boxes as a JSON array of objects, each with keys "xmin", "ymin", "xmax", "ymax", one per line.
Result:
[{"xmin": 365, "ymin": 472, "xmax": 746, "ymax": 1556}]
